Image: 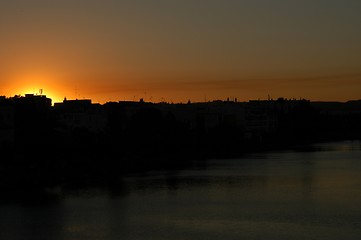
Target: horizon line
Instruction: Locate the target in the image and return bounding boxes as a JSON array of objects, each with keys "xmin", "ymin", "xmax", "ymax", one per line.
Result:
[{"xmin": 2, "ymin": 94, "xmax": 360, "ymax": 105}]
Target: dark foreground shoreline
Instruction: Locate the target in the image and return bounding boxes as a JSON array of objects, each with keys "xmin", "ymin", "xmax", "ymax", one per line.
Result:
[
  {"xmin": 1, "ymin": 98, "xmax": 361, "ymax": 194},
  {"xmin": 1, "ymin": 137, "xmax": 360, "ymax": 198}
]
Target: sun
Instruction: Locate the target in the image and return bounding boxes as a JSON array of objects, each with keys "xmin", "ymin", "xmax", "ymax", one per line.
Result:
[
  {"xmin": 5, "ymin": 73, "xmax": 68, "ymax": 105},
  {"xmin": 19, "ymin": 87, "xmax": 64, "ymax": 104},
  {"xmin": 15, "ymin": 84, "xmax": 65, "ymax": 105}
]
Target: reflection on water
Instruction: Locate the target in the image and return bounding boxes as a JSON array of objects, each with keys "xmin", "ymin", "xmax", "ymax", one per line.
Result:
[
  {"xmin": 1, "ymin": 141, "xmax": 361, "ymax": 240},
  {"xmin": 313, "ymin": 140, "xmax": 361, "ymax": 152}
]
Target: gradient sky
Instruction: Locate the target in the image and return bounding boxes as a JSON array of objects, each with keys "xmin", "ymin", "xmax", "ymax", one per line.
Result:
[{"xmin": 1, "ymin": 0, "xmax": 361, "ymax": 103}]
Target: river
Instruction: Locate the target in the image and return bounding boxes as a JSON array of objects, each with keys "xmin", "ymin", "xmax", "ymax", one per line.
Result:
[{"xmin": 1, "ymin": 141, "xmax": 361, "ymax": 239}]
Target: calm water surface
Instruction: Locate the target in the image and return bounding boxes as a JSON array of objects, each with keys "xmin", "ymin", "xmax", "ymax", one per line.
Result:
[{"xmin": 1, "ymin": 141, "xmax": 361, "ymax": 240}]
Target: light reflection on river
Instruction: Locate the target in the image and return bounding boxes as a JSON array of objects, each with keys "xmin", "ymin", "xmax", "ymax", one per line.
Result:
[{"xmin": 1, "ymin": 141, "xmax": 361, "ymax": 240}]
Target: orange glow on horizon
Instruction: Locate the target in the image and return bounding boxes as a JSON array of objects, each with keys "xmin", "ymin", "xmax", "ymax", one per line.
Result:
[
  {"xmin": 2, "ymin": 70, "xmax": 360, "ymax": 104},
  {"xmin": 3, "ymin": 73, "xmax": 70, "ymax": 105}
]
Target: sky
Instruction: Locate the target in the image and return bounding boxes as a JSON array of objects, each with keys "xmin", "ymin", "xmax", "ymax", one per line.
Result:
[{"xmin": 1, "ymin": 0, "xmax": 361, "ymax": 103}]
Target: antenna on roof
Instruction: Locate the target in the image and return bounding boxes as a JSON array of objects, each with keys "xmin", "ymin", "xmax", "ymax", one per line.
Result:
[{"xmin": 39, "ymin": 89, "xmax": 43, "ymax": 95}]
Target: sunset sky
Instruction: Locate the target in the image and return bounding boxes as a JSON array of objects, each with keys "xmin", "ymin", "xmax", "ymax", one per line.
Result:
[{"xmin": 1, "ymin": 0, "xmax": 361, "ymax": 103}]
